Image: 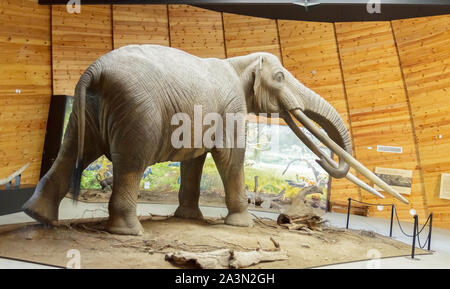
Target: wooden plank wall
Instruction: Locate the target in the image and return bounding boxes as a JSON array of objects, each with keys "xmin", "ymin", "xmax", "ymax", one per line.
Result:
[
  {"xmin": 52, "ymin": 5, "xmax": 113, "ymax": 95},
  {"xmin": 223, "ymin": 13, "xmax": 280, "ymax": 59},
  {"xmin": 392, "ymin": 15, "xmax": 450, "ymax": 228},
  {"xmin": 0, "ymin": 0, "xmax": 51, "ymax": 185},
  {"xmin": 2, "ymin": 1, "xmax": 448, "ymax": 228},
  {"xmin": 277, "ymin": 20, "xmax": 361, "ymax": 204},
  {"xmin": 168, "ymin": 5, "xmax": 225, "ymax": 58},
  {"xmin": 112, "ymin": 4, "xmax": 169, "ymax": 49},
  {"xmin": 335, "ymin": 22, "xmax": 427, "ymax": 222}
]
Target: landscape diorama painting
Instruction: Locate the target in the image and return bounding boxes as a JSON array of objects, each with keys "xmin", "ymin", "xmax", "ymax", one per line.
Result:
[
  {"xmin": 63, "ymin": 100, "xmax": 331, "ymax": 212},
  {"xmin": 374, "ymin": 167, "xmax": 413, "ymax": 196}
]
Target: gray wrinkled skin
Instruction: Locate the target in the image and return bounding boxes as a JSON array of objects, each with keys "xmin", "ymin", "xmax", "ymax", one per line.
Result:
[{"xmin": 22, "ymin": 45, "xmax": 351, "ymax": 235}]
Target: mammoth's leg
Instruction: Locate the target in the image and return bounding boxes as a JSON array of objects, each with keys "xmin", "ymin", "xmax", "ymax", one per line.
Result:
[
  {"xmin": 174, "ymin": 153, "xmax": 207, "ymax": 220},
  {"xmin": 23, "ymin": 113, "xmax": 102, "ymax": 225},
  {"xmin": 212, "ymin": 148, "xmax": 252, "ymax": 227},
  {"xmin": 106, "ymin": 158, "xmax": 145, "ymax": 235}
]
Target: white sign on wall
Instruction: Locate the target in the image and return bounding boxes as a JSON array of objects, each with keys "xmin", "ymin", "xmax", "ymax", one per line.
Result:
[{"xmin": 440, "ymin": 173, "xmax": 450, "ymax": 200}]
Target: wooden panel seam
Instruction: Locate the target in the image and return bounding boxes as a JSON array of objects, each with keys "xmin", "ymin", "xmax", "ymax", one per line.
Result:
[
  {"xmin": 220, "ymin": 12, "xmax": 228, "ymax": 58},
  {"xmin": 390, "ymin": 20, "xmax": 429, "ymax": 215},
  {"xmin": 275, "ymin": 19, "xmax": 284, "ymax": 66},
  {"xmin": 167, "ymin": 5, "xmax": 171, "ymax": 47},
  {"xmin": 110, "ymin": 4, "xmax": 114, "ymax": 50},
  {"xmin": 332, "ymin": 22, "xmax": 362, "ymax": 201}
]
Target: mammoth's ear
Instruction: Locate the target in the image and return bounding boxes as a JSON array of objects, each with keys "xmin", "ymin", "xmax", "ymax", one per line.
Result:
[{"xmin": 253, "ymin": 56, "xmax": 263, "ymax": 96}]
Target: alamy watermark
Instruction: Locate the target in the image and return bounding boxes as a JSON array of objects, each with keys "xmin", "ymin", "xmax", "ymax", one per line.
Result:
[
  {"xmin": 367, "ymin": 0, "xmax": 381, "ymax": 14},
  {"xmin": 171, "ymin": 105, "xmax": 280, "ymax": 150},
  {"xmin": 366, "ymin": 249, "xmax": 382, "ymax": 269},
  {"xmin": 66, "ymin": 249, "xmax": 81, "ymax": 269},
  {"xmin": 66, "ymin": 0, "xmax": 81, "ymax": 14}
]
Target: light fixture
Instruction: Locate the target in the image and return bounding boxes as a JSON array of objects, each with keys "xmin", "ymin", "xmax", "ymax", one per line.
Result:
[{"xmin": 292, "ymin": 0, "xmax": 321, "ymax": 11}]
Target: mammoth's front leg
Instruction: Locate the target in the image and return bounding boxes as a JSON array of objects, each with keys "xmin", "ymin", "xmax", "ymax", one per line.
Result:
[
  {"xmin": 174, "ymin": 153, "xmax": 207, "ymax": 220},
  {"xmin": 212, "ymin": 148, "xmax": 253, "ymax": 227},
  {"xmin": 106, "ymin": 159, "xmax": 145, "ymax": 236}
]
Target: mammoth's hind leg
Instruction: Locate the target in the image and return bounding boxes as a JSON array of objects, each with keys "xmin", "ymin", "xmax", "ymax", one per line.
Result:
[
  {"xmin": 211, "ymin": 148, "xmax": 252, "ymax": 227},
  {"xmin": 174, "ymin": 153, "xmax": 207, "ymax": 220},
  {"xmin": 22, "ymin": 113, "xmax": 102, "ymax": 225},
  {"xmin": 106, "ymin": 158, "xmax": 145, "ymax": 236}
]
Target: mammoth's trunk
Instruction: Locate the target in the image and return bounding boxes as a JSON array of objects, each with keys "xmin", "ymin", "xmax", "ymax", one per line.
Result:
[
  {"xmin": 290, "ymin": 83, "xmax": 352, "ymax": 179},
  {"xmin": 303, "ymin": 94, "xmax": 352, "ymax": 155}
]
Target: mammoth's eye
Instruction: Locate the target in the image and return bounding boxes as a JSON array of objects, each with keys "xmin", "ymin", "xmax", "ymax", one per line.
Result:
[{"xmin": 273, "ymin": 71, "xmax": 284, "ymax": 82}]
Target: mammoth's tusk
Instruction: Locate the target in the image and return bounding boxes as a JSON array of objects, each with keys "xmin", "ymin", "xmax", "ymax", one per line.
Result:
[
  {"xmin": 282, "ymin": 113, "xmax": 385, "ymax": 199},
  {"xmin": 315, "ymin": 150, "xmax": 386, "ymax": 199},
  {"xmin": 282, "ymin": 113, "xmax": 348, "ymax": 178},
  {"xmin": 290, "ymin": 109, "xmax": 409, "ymax": 204},
  {"xmin": 315, "ymin": 158, "xmax": 349, "ymax": 179},
  {"xmin": 346, "ymin": 172, "xmax": 385, "ymax": 199},
  {"xmin": 0, "ymin": 163, "xmax": 30, "ymax": 185},
  {"xmin": 321, "ymin": 154, "xmax": 386, "ymax": 199}
]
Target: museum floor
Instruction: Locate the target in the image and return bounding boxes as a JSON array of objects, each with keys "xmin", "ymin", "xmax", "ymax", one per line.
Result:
[{"xmin": 0, "ymin": 198, "xmax": 449, "ymax": 269}]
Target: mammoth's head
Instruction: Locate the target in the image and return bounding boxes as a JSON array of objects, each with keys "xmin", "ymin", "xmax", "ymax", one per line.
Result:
[
  {"xmin": 228, "ymin": 52, "xmax": 408, "ymax": 204},
  {"xmin": 249, "ymin": 53, "xmax": 352, "ymax": 179}
]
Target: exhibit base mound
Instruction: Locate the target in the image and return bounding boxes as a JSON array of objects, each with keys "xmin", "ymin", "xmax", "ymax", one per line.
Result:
[{"xmin": 0, "ymin": 216, "xmax": 429, "ymax": 268}]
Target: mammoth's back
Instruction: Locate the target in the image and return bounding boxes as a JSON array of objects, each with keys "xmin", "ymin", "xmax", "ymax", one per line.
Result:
[{"xmin": 91, "ymin": 45, "xmax": 235, "ymax": 163}]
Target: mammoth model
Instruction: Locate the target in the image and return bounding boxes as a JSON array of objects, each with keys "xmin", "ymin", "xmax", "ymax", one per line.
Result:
[{"xmin": 23, "ymin": 45, "xmax": 408, "ymax": 235}]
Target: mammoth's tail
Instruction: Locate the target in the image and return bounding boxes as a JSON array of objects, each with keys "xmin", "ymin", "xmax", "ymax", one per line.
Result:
[{"xmin": 71, "ymin": 67, "xmax": 95, "ymax": 200}]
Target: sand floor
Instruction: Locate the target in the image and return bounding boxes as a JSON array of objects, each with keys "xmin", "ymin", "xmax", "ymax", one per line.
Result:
[{"xmin": 0, "ymin": 216, "xmax": 428, "ymax": 269}]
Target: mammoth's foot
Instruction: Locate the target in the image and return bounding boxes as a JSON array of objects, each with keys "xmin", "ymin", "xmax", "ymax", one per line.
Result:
[
  {"xmin": 22, "ymin": 194, "xmax": 59, "ymax": 226},
  {"xmin": 174, "ymin": 205, "xmax": 204, "ymax": 220},
  {"xmin": 106, "ymin": 215, "xmax": 144, "ymax": 236},
  {"xmin": 225, "ymin": 211, "xmax": 254, "ymax": 227}
]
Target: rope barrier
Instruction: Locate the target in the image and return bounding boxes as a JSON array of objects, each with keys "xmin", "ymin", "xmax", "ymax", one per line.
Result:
[
  {"xmin": 417, "ymin": 214, "xmax": 431, "ymax": 235},
  {"xmin": 417, "ymin": 232, "xmax": 429, "ymax": 249},
  {"xmin": 416, "ymin": 214, "xmax": 432, "ymax": 249},
  {"xmin": 345, "ymin": 198, "xmax": 433, "ymax": 257},
  {"xmin": 393, "ymin": 205, "xmax": 414, "ymax": 238},
  {"xmin": 347, "ymin": 198, "xmax": 392, "ymax": 207}
]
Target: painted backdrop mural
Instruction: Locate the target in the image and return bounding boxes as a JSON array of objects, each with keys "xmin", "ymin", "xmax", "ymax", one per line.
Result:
[{"xmin": 62, "ymin": 99, "xmax": 330, "ymax": 212}]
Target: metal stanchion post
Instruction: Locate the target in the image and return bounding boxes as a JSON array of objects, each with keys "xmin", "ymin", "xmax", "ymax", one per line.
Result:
[
  {"xmin": 411, "ymin": 215, "xmax": 418, "ymax": 259},
  {"xmin": 389, "ymin": 205, "xmax": 394, "ymax": 238},
  {"xmin": 427, "ymin": 212, "xmax": 433, "ymax": 251},
  {"xmin": 346, "ymin": 198, "xmax": 351, "ymax": 229}
]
